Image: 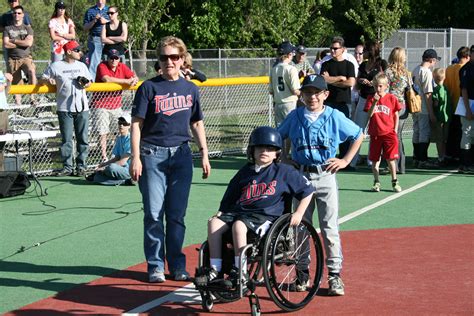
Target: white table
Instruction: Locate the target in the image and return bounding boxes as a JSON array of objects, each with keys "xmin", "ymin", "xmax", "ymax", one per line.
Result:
[
  {"xmin": 0, "ymin": 130, "xmax": 58, "ymax": 196},
  {"xmin": 0, "ymin": 130, "xmax": 58, "ymax": 142}
]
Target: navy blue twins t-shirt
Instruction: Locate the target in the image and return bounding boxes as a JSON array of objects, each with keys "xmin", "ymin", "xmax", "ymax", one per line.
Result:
[
  {"xmin": 132, "ymin": 76, "xmax": 203, "ymax": 147},
  {"xmin": 219, "ymin": 163, "xmax": 314, "ymax": 217}
]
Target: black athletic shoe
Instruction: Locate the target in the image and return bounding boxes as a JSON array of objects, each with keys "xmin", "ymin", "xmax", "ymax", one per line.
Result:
[
  {"xmin": 75, "ymin": 168, "xmax": 87, "ymax": 177},
  {"xmin": 53, "ymin": 168, "xmax": 73, "ymax": 177}
]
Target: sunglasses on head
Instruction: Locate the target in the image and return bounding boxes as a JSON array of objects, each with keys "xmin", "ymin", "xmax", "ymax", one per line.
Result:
[{"xmin": 159, "ymin": 54, "xmax": 181, "ymax": 62}]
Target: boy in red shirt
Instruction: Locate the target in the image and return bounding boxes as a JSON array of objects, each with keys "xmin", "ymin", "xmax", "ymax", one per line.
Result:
[{"xmin": 364, "ymin": 73, "xmax": 402, "ymax": 192}]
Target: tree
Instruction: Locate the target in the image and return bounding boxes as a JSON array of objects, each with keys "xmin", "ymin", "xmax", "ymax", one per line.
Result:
[
  {"xmin": 344, "ymin": 0, "xmax": 409, "ymax": 43},
  {"xmin": 114, "ymin": 0, "xmax": 169, "ymax": 76}
]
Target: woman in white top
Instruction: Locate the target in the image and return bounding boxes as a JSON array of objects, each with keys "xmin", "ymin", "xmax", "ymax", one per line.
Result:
[
  {"xmin": 101, "ymin": 6, "xmax": 128, "ymax": 61},
  {"xmin": 48, "ymin": 1, "xmax": 75, "ymax": 62}
]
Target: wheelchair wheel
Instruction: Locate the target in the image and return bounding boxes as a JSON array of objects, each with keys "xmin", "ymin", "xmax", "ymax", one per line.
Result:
[
  {"xmin": 262, "ymin": 214, "xmax": 323, "ymax": 311},
  {"xmin": 201, "ymin": 241, "xmax": 262, "ymax": 303}
]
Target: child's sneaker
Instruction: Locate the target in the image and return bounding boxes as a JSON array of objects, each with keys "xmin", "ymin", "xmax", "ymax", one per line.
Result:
[
  {"xmin": 328, "ymin": 275, "xmax": 345, "ymax": 296},
  {"xmin": 392, "ymin": 180, "xmax": 402, "ymax": 193},
  {"xmin": 372, "ymin": 181, "xmax": 381, "ymax": 192}
]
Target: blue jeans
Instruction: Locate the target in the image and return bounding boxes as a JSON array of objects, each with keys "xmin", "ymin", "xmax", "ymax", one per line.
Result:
[
  {"xmin": 87, "ymin": 36, "xmax": 103, "ymax": 81},
  {"xmin": 57, "ymin": 111, "xmax": 89, "ymax": 171},
  {"xmin": 93, "ymin": 163, "xmax": 130, "ymax": 185},
  {"xmin": 138, "ymin": 142, "xmax": 193, "ymax": 274}
]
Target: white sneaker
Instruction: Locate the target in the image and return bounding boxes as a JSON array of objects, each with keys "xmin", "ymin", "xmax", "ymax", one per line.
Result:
[
  {"xmin": 149, "ymin": 271, "xmax": 166, "ymax": 283},
  {"xmin": 328, "ymin": 275, "xmax": 345, "ymax": 296}
]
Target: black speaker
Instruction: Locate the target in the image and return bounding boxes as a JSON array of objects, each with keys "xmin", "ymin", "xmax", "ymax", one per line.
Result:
[{"xmin": 0, "ymin": 171, "xmax": 31, "ymax": 198}]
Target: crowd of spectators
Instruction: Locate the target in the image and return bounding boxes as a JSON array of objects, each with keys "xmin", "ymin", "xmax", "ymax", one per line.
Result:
[{"xmin": 0, "ymin": 0, "xmax": 207, "ymax": 177}]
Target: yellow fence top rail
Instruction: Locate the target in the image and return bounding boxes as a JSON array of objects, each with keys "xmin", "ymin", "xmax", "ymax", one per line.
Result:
[{"xmin": 8, "ymin": 76, "xmax": 270, "ymax": 94}]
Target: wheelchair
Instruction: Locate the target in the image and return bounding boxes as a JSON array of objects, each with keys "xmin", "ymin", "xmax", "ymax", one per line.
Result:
[{"xmin": 193, "ymin": 213, "xmax": 324, "ymax": 316}]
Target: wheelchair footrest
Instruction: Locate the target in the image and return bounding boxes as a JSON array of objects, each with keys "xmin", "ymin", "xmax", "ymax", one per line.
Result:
[{"xmin": 194, "ymin": 267, "xmax": 233, "ymax": 290}]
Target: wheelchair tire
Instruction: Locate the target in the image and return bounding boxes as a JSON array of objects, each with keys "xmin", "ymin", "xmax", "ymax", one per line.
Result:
[{"xmin": 262, "ymin": 214, "xmax": 323, "ymax": 311}]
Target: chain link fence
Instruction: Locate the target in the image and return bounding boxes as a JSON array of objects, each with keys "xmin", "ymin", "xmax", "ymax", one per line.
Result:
[{"xmin": 3, "ymin": 78, "xmax": 274, "ymax": 175}]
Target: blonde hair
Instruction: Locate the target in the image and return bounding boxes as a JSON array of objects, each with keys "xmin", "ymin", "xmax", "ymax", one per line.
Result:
[
  {"xmin": 183, "ymin": 52, "xmax": 193, "ymax": 69},
  {"xmin": 157, "ymin": 36, "xmax": 187, "ymax": 57},
  {"xmin": 433, "ymin": 68, "xmax": 446, "ymax": 83},
  {"xmin": 372, "ymin": 73, "xmax": 388, "ymax": 86},
  {"xmin": 387, "ymin": 47, "xmax": 407, "ymax": 76}
]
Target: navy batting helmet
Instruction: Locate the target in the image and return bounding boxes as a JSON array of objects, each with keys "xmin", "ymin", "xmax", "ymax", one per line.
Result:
[{"xmin": 247, "ymin": 126, "xmax": 282, "ymax": 163}]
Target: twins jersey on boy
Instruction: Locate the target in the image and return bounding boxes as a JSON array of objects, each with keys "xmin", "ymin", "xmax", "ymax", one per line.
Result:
[
  {"xmin": 218, "ymin": 162, "xmax": 314, "ymax": 217},
  {"xmin": 364, "ymin": 93, "xmax": 401, "ymax": 137}
]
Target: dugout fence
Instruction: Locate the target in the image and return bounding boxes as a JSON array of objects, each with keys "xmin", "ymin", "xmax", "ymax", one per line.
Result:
[{"xmin": 3, "ymin": 77, "xmax": 415, "ymax": 176}]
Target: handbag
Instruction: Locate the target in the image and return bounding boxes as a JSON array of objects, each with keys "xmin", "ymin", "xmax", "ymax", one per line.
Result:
[{"xmin": 404, "ymin": 72, "xmax": 422, "ymax": 113}]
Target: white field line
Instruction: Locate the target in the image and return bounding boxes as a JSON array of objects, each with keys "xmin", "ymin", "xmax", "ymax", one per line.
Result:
[
  {"xmin": 123, "ymin": 171, "xmax": 455, "ymax": 315},
  {"xmin": 339, "ymin": 171, "xmax": 455, "ymax": 224}
]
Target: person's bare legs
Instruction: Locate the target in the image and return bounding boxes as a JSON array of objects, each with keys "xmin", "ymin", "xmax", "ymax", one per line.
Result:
[
  {"xmin": 371, "ymin": 158, "xmax": 381, "ymax": 183},
  {"xmin": 232, "ymin": 220, "xmax": 248, "ymax": 272},
  {"xmin": 436, "ymin": 141, "xmax": 446, "ymax": 162},
  {"xmin": 388, "ymin": 159, "xmax": 397, "ymax": 181},
  {"xmin": 100, "ymin": 133, "xmax": 109, "ymax": 161},
  {"xmin": 207, "ymin": 217, "xmax": 229, "ymax": 259}
]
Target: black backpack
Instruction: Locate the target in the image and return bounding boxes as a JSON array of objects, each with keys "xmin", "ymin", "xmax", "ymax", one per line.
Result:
[{"xmin": 0, "ymin": 171, "xmax": 31, "ymax": 198}]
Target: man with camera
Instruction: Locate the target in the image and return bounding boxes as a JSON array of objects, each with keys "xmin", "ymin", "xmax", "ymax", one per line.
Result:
[
  {"xmin": 93, "ymin": 48, "xmax": 138, "ymax": 161},
  {"xmin": 41, "ymin": 40, "xmax": 93, "ymax": 177}
]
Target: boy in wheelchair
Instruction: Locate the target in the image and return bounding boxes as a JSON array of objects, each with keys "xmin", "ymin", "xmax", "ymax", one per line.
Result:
[{"xmin": 197, "ymin": 126, "xmax": 314, "ymax": 290}]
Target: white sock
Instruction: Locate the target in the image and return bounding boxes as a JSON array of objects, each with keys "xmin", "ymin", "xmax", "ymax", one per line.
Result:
[
  {"xmin": 210, "ymin": 258, "xmax": 222, "ymax": 272},
  {"xmin": 234, "ymin": 255, "xmax": 247, "ymax": 273}
]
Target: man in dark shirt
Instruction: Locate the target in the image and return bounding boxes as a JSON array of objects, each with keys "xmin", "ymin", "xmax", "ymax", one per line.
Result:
[
  {"xmin": 0, "ymin": 0, "xmax": 32, "ymax": 67},
  {"xmin": 320, "ymin": 36, "xmax": 356, "ymax": 161}
]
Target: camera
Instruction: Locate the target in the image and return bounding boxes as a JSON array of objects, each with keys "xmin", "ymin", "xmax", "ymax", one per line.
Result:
[{"xmin": 76, "ymin": 76, "xmax": 90, "ymax": 87}]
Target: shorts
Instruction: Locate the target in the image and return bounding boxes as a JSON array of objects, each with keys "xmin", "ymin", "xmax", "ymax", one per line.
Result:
[
  {"xmin": 274, "ymin": 101, "xmax": 297, "ymax": 126},
  {"xmin": 92, "ymin": 108, "xmax": 123, "ymax": 135},
  {"xmin": 8, "ymin": 56, "xmax": 35, "ymax": 84},
  {"xmin": 369, "ymin": 131, "xmax": 399, "ymax": 162},
  {"xmin": 430, "ymin": 121, "xmax": 449, "ymax": 143},
  {"xmin": 217, "ymin": 212, "xmax": 278, "ymax": 235}
]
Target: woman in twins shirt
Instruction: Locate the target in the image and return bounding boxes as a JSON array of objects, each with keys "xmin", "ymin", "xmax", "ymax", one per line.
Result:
[
  {"xmin": 130, "ymin": 36, "xmax": 211, "ymax": 284},
  {"xmin": 48, "ymin": 1, "xmax": 75, "ymax": 62}
]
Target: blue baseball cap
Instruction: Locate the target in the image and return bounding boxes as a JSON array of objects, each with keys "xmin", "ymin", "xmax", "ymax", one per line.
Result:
[
  {"xmin": 278, "ymin": 41, "xmax": 296, "ymax": 55},
  {"xmin": 301, "ymin": 74, "xmax": 328, "ymax": 91}
]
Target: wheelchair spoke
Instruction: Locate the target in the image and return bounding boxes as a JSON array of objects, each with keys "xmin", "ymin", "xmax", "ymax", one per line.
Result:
[{"xmin": 263, "ymin": 215, "xmax": 324, "ymax": 312}]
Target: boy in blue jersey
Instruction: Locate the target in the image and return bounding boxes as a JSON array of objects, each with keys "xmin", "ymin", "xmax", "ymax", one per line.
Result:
[
  {"xmin": 86, "ymin": 113, "xmax": 132, "ymax": 185},
  {"xmin": 278, "ymin": 74, "xmax": 363, "ymax": 295},
  {"xmin": 205, "ymin": 126, "xmax": 314, "ymax": 286}
]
